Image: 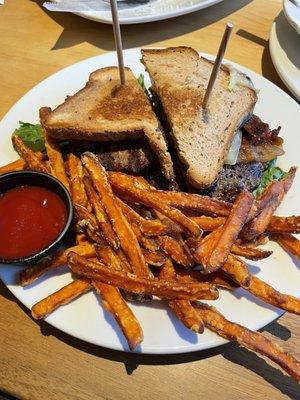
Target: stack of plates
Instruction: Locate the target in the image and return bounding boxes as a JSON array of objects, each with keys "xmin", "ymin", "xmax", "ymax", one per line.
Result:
[{"xmin": 269, "ymin": 1, "xmax": 300, "ymax": 100}]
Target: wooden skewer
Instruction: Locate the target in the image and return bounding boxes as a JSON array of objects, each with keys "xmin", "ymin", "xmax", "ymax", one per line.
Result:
[
  {"xmin": 202, "ymin": 23, "xmax": 233, "ymax": 109},
  {"xmin": 110, "ymin": 0, "xmax": 126, "ymax": 85}
]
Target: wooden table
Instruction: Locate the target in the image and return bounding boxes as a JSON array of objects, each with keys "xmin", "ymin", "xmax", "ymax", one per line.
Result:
[{"xmin": 0, "ymin": 1, "xmax": 299, "ymax": 399}]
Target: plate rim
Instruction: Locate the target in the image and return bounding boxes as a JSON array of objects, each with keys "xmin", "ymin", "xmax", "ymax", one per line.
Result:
[
  {"xmin": 269, "ymin": 14, "xmax": 300, "ymax": 101},
  {"xmin": 283, "ymin": 0, "xmax": 300, "ymax": 34}
]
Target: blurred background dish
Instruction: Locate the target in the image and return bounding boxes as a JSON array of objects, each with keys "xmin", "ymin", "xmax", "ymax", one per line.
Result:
[
  {"xmin": 269, "ymin": 11, "xmax": 300, "ymax": 101},
  {"xmin": 283, "ymin": 0, "xmax": 300, "ymax": 34},
  {"xmin": 72, "ymin": 0, "xmax": 225, "ymax": 25}
]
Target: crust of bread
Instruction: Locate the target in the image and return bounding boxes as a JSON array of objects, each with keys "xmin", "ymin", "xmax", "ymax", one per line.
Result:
[
  {"xmin": 141, "ymin": 47, "xmax": 258, "ymax": 188},
  {"xmin": 43, "ymin": 67, "xmax": 175, "ymax": 181}
]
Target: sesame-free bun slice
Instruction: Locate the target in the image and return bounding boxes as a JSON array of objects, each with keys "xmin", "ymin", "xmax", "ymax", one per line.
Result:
[
  {"xmin": 141, "ymin": 47, "xmax": 258, "ymax": 188},
  {"xmin": 44, "ymin": 67, "xmax": 175, "ymax": 181}
]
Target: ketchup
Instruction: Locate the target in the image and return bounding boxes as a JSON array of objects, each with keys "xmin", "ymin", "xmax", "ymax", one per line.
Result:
[{"xmin": 0, "ymin": 186, "xmax": 67, "ymax": 260}]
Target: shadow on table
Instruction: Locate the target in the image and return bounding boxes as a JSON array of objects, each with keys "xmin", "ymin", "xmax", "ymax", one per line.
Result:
[
  {"xmin": 0, "ymin": 390, "xmax": 18, "ymax": 400},
  {"xmin": 1, "ymin": 280, "xmax": 299, "ymax": 399},
  {"xmin": 30, "ymin": 0, "xmax": 253, "ymax": 51}
]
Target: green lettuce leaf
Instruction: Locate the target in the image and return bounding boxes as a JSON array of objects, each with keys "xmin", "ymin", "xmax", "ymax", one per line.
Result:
[
  {"xmin": 137, "ymin": 73, "xmax": 147, "ymax": 91},
  {"xmin": 253, "ymin": 158, "xmax": 288, "ymax": 197},
  {"xmin": 138, "ymin": 73, "xmax": 151, "ymax": 96},
  {"xmin": 14, "ymin": 121, "xmax": 45, "ymax": 152}
]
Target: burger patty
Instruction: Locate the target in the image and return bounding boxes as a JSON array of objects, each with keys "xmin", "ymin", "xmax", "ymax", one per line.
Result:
[
  {"xmin": 200, "ymin": 162, "xmax": 264, "ymax": 203},
  {"xmin": 65, "ymin": 139, "xmax": 155, "ymax": 174}
]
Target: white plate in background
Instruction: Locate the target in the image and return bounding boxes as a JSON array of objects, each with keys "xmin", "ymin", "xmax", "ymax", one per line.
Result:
[
  {"xmin": 74, "ymin": 0, "xmax": 224, "ymax": 25},
  {"xmin": 283, "ymin": 0, "xmax": 300, "ymax": 34},
  {"xmin": 269, "ymin": 11, "xmax": 300, "ymax": 101},
  {"xmin": 0, "ymin": 48, "xmax": 299, "ymax": 354}
]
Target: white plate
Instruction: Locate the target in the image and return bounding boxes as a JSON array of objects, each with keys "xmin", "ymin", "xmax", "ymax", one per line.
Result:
[
  {"xmin": 0, "ymin": 48, "xmax": 299, "ymax": 354},
  {"xmin": 269, "ymin": 11, "xmax": 300, "ymax": 101},
  {"xmin": 74, "ymin": 0, "xmax": 224, "ymax": 25},
  {"xmin": 283, "ymin": 0, "xmax": 300, "ymax": 34}
]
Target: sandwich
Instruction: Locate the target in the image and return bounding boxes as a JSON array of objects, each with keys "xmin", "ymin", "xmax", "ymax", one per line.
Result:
[
  {"xmin": 42, "ymin": 67, "xmax": 176, "ymax": 187},
  {"xmin": 141, "ymin": 47, "xmax": 284, "ymax": 201},
  {"xmin": 40, "ymin": 48, "xmax": 284, "ymax": 202}
]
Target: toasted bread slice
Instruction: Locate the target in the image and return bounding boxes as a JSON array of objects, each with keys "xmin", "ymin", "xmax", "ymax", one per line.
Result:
[
  {"xmin": 141, "ymin": 47, "xmax": 258, "ymax": 188},
  {"xmin": 43, "ymin": 67, "xmax": 175, "ymax": 181}
]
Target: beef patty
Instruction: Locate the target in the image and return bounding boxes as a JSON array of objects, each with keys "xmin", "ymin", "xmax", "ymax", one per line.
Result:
[
  {"xmin": 199, "ymin": 162, "xmax": 264, "ymax": 203},
  {"xmin": 65, "ymin": 139, "xmax": 155, "ymax": 175}
]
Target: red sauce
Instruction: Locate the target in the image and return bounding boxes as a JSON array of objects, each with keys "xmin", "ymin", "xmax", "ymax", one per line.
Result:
[{"xmin": 0, "ymin": 186, "xmax": 67, "ymax": 260}]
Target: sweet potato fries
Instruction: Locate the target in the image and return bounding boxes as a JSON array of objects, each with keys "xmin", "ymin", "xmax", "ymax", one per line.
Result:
[{"xmin": 2, "ymin": 135, "xmax": 300, "ymax": 382}]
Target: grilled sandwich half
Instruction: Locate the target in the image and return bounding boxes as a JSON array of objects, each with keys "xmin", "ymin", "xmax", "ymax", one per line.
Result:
[
  {"xmin": 43, "ymin": 67, "xmax": 175, "ymax": 182},
  {"xmin": 141, "ymin": 47, "xmax": 258, "ymax": 188}
]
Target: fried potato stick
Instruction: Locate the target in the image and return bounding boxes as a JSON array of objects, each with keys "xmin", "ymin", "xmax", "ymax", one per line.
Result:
[
  {"xmin": 117, "ymin": 197, "xmax": 146, "ymax": 226},
  {"xmin": 117, "ymin": 183, "xmax": 184, "ymax": 237},
  {"xmin": 237, "ymin": 235, "xmax": 269, "ymax": 248},
  {"xmin": 175, "ymin": 269, "xmax": 237, "ymax": 291},
  {"xmin": 20, "ymin": 243, "xmax": 95, "ymax": 286},
  {"xmin": 271, "ymin": 233, "xmax": 300, "ymax": 259},
  {"xmin": 195, "ymin": 302, "xmax": 300, "ymax": 382},
  {"xmin": 188, "ymin": 229, "xmax": 272, "ymax": 262},
  {"xmin": 195, "ymin": 191, "xmax": 254, "ymax": 272},
  {"xmin": 243, "ymin": 168, "xmax": 297, "ymax": 240},
  {"xmin": 92, "ymin": 243, "xmax": 143, "ymax": 349},
  {"xmin": 76, "ymin": 233, "xmax": 91, "ymax": 246},
  {"xmin": 92, "ymin": 281, "xmax": 143, "ymax": 350},
  {"xmin": 95, "ymin": 243, "xmax": 125, "ymax": 271},
  {"xmin": 131, "ymin": 223, "xmax": 160, "ymax": 253},
  {"xmin": 83, "ymin": 176, "xmax": 120, "ymax": 250},
  {"xmin": 95, "ymin": 242, "xmax": 152, "ymax": 303},
  {"xmin": 243, "ymin": 184, "xmax": 285, "ymax": 241},
  {"xmin": 207, "ymin": 191, "xmax": 254, "ymax": 269},
  {"xmin": 248, "ymin": 276, "xmax": 300, "ymax": 315},
  {"xmin": 0, "ymin": 151, "xmax": 46, "ymax": 175},
  {"xmin": 191, "ymin": 214, "xmax": 300, "ymax": 236},
  {"xmin": 74, "ymin": 204, "xmax": 99, "ymax": 233},
  {"xmin": 117, "ymin": 197, "xmax": 170, "ymax": 236},
  {"xmin": 0, "ymin": 158, "xmax": 27, "ymax": 174},
  {"xmin": 168, "ymin": 300, "xmax": 204, "ymax": 333},
  {"xmin": 142, "ymin": 248, "xmax": 166, "ymax": 267},
  {"xmin": 68, "ymin": 252, "xmax": 219, "ymax": 301},
  {"xmin": 254, "ymin": 168, "xmax": 296, "ymax": 214},
  {"xmin": 141, "ymin": 219, "xmax": 170, "ymax": 236},
  {"xmin": 108, "ymin": 173, "xmax": 202, "ymax": 236},
  {"xmin": 74, "ymin": 203, "xmax": 109, "ymax": 245},
  {"xmin": 221, "ymin": 255, "xmax": 252, "ymax": 288},
  {"xmin": 120, "ymin": 212, "xmax": 159, "ymax": 253},
  {"xmin": 92, "ymin": 245, "xmax": 143, "ymax": 350},
  {"xmin": 31, "ymin": 277, "xmax": 92, "ymax": 319},
  {"xmin": 82, "ymin": 152, "xmax": 151, "ymax": 278},
  {"xmin": 157, "ymin": 236, "xmax": 194, "ymax": 267},
  {"xmin": 108, "ymin": 172, "xmax": 231, "ymax": 217},
  {"xmin": 119, "ymin": 197, "xmax": 182, "ymax": 238},
  {"xmin": 191, "ymin": 216, "xmax": 225, "ymax": 231},
  {"xmin": 41, "ymin": 121, "xmax": 70, "ymax": 191},
  {"xmin": 66, "ymin": 154, "xmax": 88, "ymax": 208},
  {"xmin": 222, "ymin": 255, "xmax": 300, "ymax": 314},
  {"xmin": 267, "ymin": 216, "xmax": 300, "ymax": 234},
  {"xmin": 159, "ymin": 258, "xmax": 205, "ymax": 333},
  {"xmin": 231, "ymin": 244, "xmax": 273, "ymax": 260},
  {"xmin": 12, "ymin": 135, "xmax": 49, "ymax": 173}
]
